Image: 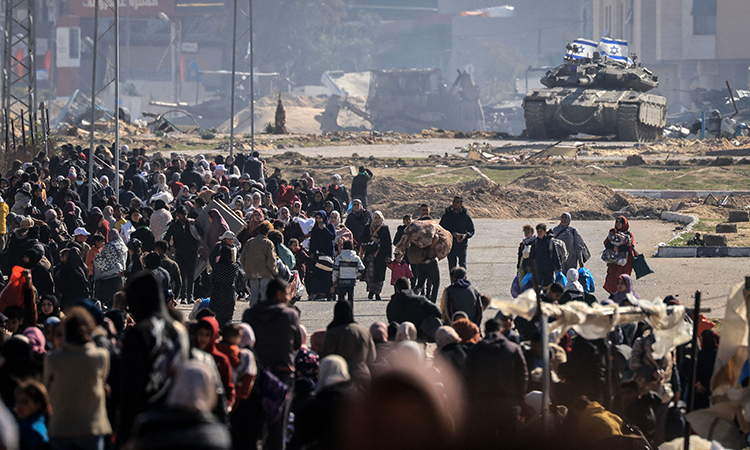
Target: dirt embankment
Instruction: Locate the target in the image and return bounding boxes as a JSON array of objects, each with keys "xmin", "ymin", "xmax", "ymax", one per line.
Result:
[{"xmin": 367, "ymin": 168, "xmax": 671, "ymax": 219}]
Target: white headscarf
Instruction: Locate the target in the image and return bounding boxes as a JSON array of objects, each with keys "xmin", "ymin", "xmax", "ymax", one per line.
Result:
[
  {"xmin": 396, "ymin": 322, "xmax": 417, "ymax": 341},
  {"xmin": 563, "ymin": 268, "xmax": 584, "ymax": 294},
  {"xmin": 166, "ymin": 361, "xmax": 217, "ymax": 412},
  {"xmin": 317, "ymin": 355, "xmax": 350, "ymax": 393}
]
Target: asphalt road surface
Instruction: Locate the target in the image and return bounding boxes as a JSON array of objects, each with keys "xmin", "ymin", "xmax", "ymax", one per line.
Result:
[{"xmin": 203, "ymin": 218, "xmax": 744, "ymax": 333}]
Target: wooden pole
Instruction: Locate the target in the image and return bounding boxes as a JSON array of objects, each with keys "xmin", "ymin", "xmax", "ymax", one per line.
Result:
[{"xmin": 683, "ymin": 291, "xmax": 702, "ymax": 450}]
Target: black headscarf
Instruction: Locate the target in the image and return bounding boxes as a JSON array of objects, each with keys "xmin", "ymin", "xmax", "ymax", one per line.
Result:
[
  {"xmin": 124, "ymin": 270, "xmax": 167, "ymax": 322},
  {"xmin": 37, "ymin": 294, "xmax": 61, "ymax": 323},
  {"xmin": 327, "ymin": 300, "xmax": 355, "ymax": 330}
]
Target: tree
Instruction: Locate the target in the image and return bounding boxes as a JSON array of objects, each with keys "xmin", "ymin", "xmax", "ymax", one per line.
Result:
[{"xmin": 273, "ymin": 92, "xmax": 287, "ymax": 134}]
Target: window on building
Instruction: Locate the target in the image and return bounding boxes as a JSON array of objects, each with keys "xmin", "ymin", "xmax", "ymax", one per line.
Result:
[{"xmin": 692, "ymin": 0, "xmax": 716, "ymax": 35}]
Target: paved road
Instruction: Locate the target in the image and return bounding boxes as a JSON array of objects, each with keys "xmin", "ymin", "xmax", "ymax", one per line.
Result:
[{"xmin": 206, "ymin": 218, "xmax": 743, "ymax": 334}]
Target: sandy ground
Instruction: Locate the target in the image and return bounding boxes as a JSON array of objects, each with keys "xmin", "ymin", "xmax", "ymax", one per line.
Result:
[{"xmin": 181, "ymin": 218, "xmax": 742, "ymax": 333}]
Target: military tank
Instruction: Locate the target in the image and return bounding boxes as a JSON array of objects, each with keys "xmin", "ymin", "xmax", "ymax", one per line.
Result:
[{"xmin": 523, "ymin": 42, "xmax": 667, "ymax": 142}]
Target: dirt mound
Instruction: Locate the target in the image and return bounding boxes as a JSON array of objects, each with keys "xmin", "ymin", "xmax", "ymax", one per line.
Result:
[{"xmin": 369, "ymin": 168, "xmax": 661, "ymax": 219}]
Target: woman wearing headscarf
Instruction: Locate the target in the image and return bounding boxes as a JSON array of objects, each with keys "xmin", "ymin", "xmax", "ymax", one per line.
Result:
[
  {"xmin": 194, "ymin": 317, "xmax": 235, "ymax": 409},
  {"xmin": 63, "ymin": 201, "xmax": 83, "ymax": 236},
  {"xmin": 23, "ymin": 246, "xmax": 54, "ymax": 297},
  {"xmin": 559, "ymin": 267, "xmax": 585, "ymax": 304},
  {"xmin": 451, "ymin": 317, "xmax": 481, "ymax": 345},
  {"xmin": 201, "ymin": 209, "xmax": 228, "ymax": 263},
  {"xmin": 150, "ymin": 199, "xmax": 172, "ymax": 240},
  {"xmin": 93, "ymin": 229, "xmax": 128, "ymax": 306},
  {"xmin": 603, "ymin": 215, "xmax": 635, "ymax": 294},
  {"xmin": 307, "ymin": 210, "xmax": 336, "ymax": 301},
  {"xmin": 363, "ymin": 211, "xmax": 392, "ymax": 301},
  {"xmin": 306, "ymin": 190, "xmax": 326, "ymax": 217},
  {"xmin": 126, "ymin": 361, "xmax": 232, "ymax": 450},
  {"xmin": 279, "ymin": 207, "xmax": 304, "ymax": 245},
  {"xmin": 209, "ymin": 246, "xmax": 242, "ymax": 327},
  {"xmin": 22, "ymin": 327, "xmax": 47, "ymax": 355},
  {"xmin": 85, "ymin": 207, "xmax": 110, "ymax": 245},
  {"xmin": 294, "ymin": 355, "xmax": 352, "ymax": 450},
  {"xmin": 609, "ymin": 274, "xmax": 640, "ymax": 305},
  {"xmin": 552, "ymin": 212, "xmax": 589, "ymax": 273},
  {"xmin": 320, "ymin": 301, "xmax": 377, "ymax": 388},
  {"xmin": 238, "ymin": 209, "xmax": 264, "ymax": 244},
  {"xmin": 37, "ymin": 294, "xmax": 62, "ymax": 324},
  {"xmin": 54, "ymin": 246, "xmax": 90, "ymax": 308},
  {"xmin": 434, "ymin": 326, "xmax": 467, "ymax": 372},
  {"xmin": 123, "ymin": 238, "xmax": 144, "ymax": 282},
  {"xmin": 330, "ymin": 210, "xmax": 354, "ymax": 256},
  {"xmin": 173, "ymin": 185, "xmax": 193, "ymax": 209}
]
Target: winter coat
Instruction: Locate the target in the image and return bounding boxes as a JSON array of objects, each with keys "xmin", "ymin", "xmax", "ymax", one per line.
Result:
[
  {"xmin": 386, "ymin": 289, "xmax": 442, "ymax": 338},
  {"xmin": 464, "ymin": 332, "xmax": 528, "ymax": 406},
  {"xmin": 439, "ymin": 206, "xmax": 475, "ymax": 248},
  {"xmin": 530, "ymin": 233, "xmax": 560, "ymax": 273},
  {"xmin": 240, "ymin": 234, "xmax": 278, "ymax": 280},
  {"xmin": 332, "ymin": 250, "xmax": 365, "ymax": 286},
  {"xmin": 442, "ymin": 278, "xmax": 483, "ymax": 325},
  {"xmin": 321, "ymin": 323, "xmax": 377, "ymax": 387},
  {"xmin": 242, "ymin": 301, "xmax": 302, "ymax": 372}
]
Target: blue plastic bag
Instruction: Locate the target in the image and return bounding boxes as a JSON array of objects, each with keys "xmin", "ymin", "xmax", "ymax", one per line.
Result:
[
  {"xmin": 555, "ymin": 272, "xmax": 568, "ymax": 287},
  {"xmin": 521, "ymin": 272, "xmax": 534, "ymax": 292},
  {"xmin": 578, "ymin": 267, "xmax": 595, "ymax": 293}
]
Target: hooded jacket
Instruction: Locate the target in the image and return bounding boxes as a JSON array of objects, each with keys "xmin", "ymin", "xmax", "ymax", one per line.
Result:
[
  {"xmin": 439, "ymin": 206, "xmax": 475, "ymax": 248},
  {"xmin": 442, "ymin": 278, "xmax": 483, "ymax": 326},
  {"xmin": 242, "ymin": 300, "xmax": 301, "ymax": 373},
  {"xmin": 198, "ymin": 317, "xmax": 235, "ymax": 408},
  {"xmin": 24, "ymin": 247, "xmax": 54, "ymax": 297},
  {"xmin": 386, "ymin": 289, "xmax": 442, "ymax": 338}
]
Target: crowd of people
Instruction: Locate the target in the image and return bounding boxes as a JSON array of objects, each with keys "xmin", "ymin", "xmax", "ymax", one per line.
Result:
[{"xmin": 0, "ymin": 144, "xmax": 723, "ymax": 450}]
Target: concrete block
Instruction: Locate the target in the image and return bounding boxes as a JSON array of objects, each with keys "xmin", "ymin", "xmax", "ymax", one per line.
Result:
[
  {"xmin": 703, "ymin": 234, "xmax": 728, "ymax": 246},
  {"xmin": 728, "ymin": 210, "xmax": 750, "ymax": 222},
  {"xmin": 716, "ymin": 223, "xmax": 738, "ymax": 233}
]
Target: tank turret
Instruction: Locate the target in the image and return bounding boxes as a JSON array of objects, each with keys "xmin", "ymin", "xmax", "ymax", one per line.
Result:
[{"xmin": 523, "ymin": 39, "xmax": 668, "ymax": 142}]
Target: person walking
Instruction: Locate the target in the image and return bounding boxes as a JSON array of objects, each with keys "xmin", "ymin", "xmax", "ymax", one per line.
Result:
[
  {"xmin": 320, "ymin": 301, "xmax": 377, "ymax": 389},
  {"xmin": 386, "ymin": 277, "xmax": 442, "ymax": 341},
  {"xmin": 529, "ymin": 223, "xmax": 561, "ymax": 290},
  {"xmin": 242, "ymin": 278, "xmax": 302, "ymax": 450},
  {"xmin": 440, "ymin": 267, "xmax": 483, "ymax": 326},
  {"xmin": 44, "ymin": 307, "xmax": 112, "ymax": 450},
  {"xmin": 307, "ymin": 211, "xmax": 336, "ymax": 301},
  {"xmin": 439, "ymin": 196, "xmax": 474, "ymax": 270},
  {"xmin": 210, "ymin": 246, "xmax": 243, "ymax": 327},
  {"xmin": 240, "ymin": 222, "xmax": 278, "ymax": 306},
  {"xmin": 552, "ymin": 212, "xmax": 589, "ymax": 273},
  {"xmin": 603, "ymin": 216, "xmax": 635, "ymax": 294},
  {"xmin": 362, "ymin": 211, "xmax": 392, "ymax": 301},
  {"xmin": 332, "ymin": 240, "xmax": 365, "ymax": 309},
  {"xmin": 350, "ymin": 166, "xmax": 373, "ymax": 209}
]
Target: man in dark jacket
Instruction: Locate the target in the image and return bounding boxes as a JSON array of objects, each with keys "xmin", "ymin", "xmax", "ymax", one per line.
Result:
[
  {"xmin": 164, "ymin": 206, "xmax": 201, "ymax": 303},
  {"xmin": 118, "ymin": 180, "xmax": 136, "ymax": 207},
  {"xmin": 464, "ymin": 321, "xmax": 528, "ymax": 446},
  {"xmin": 443, "ymin": 267, "xmax": 482, "ymax": 326},
  {"xmin": 242, "ymin": 151, "xmax": 265, "ymax": 185},
  {"xmin": 124, "ymin": 164, "xmax": 149, "ymax": 201},
  {"xmin": 180, "ymin": 160, "xmax": 204, "ymax": 190},
  {"xmin": 242, "ymin": 278, "xmax": 301, "ymax": 450},
  {"xmin": 439, "ymin": 196, "xmax": 474, "ymax": 270},
  {"xmin": 328, "ymin": 174, "xmax": 349, "ymax": 212},
  {"xmin": 349, "ymin": 166, "xmax": 373, "ymax": 208},
  {"xmin": 386, "ymin": 277, "xmax": 442, "ymax": 340},
  {"xmin": 529, "ymin": 223, "xmax": 561, "ymax": 289},
  {"xmin": 154, "ymin": 240, "xmax": 182, "ymax": 300}
]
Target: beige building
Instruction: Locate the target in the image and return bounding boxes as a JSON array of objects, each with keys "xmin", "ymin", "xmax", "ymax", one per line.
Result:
[{"xmin": 591, "ymin": 0, "xmax": 750, "ymax": 110}]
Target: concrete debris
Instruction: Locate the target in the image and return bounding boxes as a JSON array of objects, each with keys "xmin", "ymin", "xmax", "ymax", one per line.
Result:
[
  {"xmin": 728, "ymin": 210, "xmax": 750, "ymax": 222},
  {"xmin": 703, "ymin": 234, "xmax": 728, "ymax": 247},
  {"xmin": 715, "ymin": 223, "xmax": 738, "ymax": 233}
]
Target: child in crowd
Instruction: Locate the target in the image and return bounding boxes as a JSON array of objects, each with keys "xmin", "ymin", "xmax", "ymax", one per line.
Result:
[
  {"xmin": 289, "ymin": 238, "xmax": 310, "ymax": 281},
  {"xmin": 217, "ymin": 323, "xmax": 242, "ymax": 369},
  {"xmin": 387, "ymin": 251, "xmax": 414, "ymax": 293},
  {"xmin": 86, "ymin": 234, "xmax": 106, "ymax": 276},
  {"xmin": 332, "ymin": 240, "xmax": 365, "ymax": 309},
  {"xmin": 14, "ymin": 381, "xmax": 50, "ymax": 450}
]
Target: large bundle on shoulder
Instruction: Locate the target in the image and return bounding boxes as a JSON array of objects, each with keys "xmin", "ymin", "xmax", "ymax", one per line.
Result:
[{"xmin": 396, "ymin": 219, "xmax": 453, "ymax": 264}]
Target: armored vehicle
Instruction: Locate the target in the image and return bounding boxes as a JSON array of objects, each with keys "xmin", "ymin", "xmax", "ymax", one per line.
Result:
[
  {"xmin": 317, "ymin": 69, "xmax": 485, "ymax": 133},
  {"xmin": 523, "ymin": 43, "xmax": 667, "ymax": 141}
]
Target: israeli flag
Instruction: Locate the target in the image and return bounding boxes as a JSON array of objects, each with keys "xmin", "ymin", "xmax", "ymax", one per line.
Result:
[
  {"xmin": 598, "ymin": 37, "xmax": 633, "ymax": 64},
  {"xmin": 566, "ymin": 38, "xmax": 598, "ymax": 59}
]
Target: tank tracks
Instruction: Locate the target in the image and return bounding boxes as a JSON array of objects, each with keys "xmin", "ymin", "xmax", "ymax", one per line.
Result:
[
  {"xmin": 617, "ymin": 103, "xmax": 664, "ymax": 142},
  {"xmin": 524, "ymin": 101, "xmax": 547, "ymax": 139}
]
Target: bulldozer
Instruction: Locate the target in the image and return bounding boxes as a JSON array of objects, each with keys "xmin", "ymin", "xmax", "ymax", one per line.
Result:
[{"xmin": 316, "ymin": 68, "xmax": 485, "ymax": 133}]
